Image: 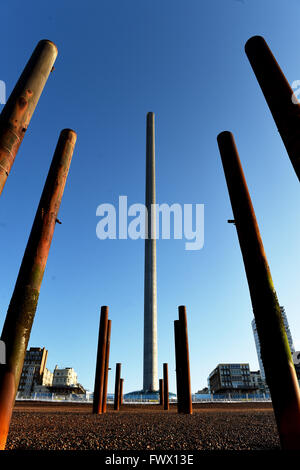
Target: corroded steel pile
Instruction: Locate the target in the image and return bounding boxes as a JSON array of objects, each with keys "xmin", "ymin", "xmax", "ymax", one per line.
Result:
[
  {"xmin": 93, "ymin": 307, "xmax": 111, "ymax": 414},
  {"xmin": 0, "ymin": 41, "xmax": 76, "ymax": 450},
  {"xmin": 174, "ymin": 306, "xmax": 192, "ymax": 415},
  {"xmin": 217, "ymin": 131, "xmax": 300, "ymax": 450},
  {"xmin": 1, "ymin": 33, "xmax": 300, "ymax": 453},
  {"xmin": 0, "ymin": 40, "xmax": 57, "ymax": 196},
  {"xmin": 245, "ymin": 36, "xmax": 300, "ymax": 182}
]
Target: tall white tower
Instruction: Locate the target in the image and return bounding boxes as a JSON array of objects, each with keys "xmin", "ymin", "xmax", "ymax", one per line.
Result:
[{"xmin": 143, "ymin": 112, "xmax": 158, "ymax": 392}]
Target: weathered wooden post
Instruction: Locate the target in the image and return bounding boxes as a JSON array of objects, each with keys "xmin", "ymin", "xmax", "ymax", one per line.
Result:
[
  {"xmin": 0, "ymin": 40, "xmax": 58, "ymax": 196},
  {"xmin": 174, "ymin": 320, "xmax": 183, "ymax": 412},
  {"xmin": 217, "ymin": 130, "xmax": 300, "ymax": 450},
  {"xmin": 120, "ymin": 378, "xmax": 124, "ymax": 406},
  {"xmin": 114, "ymin": 363, "xmax": 121, "ymax": 411},
  {"xmin": 178, "ymin": 306, "xmax": 192, "ymax": 414},
  {"xmin": 93, "ymin": 306, "xmax": 109, "ymax": 414},
  {"xmin": 0, "ymin": 129, "xmax": 76, "ymax": 450},
  {"xmin": 163, "ymin": 363, "xmax": 169, "ymax": 411},
  {"xmin": 102, "ymin": 319, "xmax": 111, "ymax": 413},
  {"xmin": 159, "ymin": 378, "xmax": 164, "ymax": 407}
]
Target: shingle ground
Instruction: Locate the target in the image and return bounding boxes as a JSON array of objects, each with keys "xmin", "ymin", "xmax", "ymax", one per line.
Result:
[{"xmin": 6, "ymin": 401, "xmax": 280, "ymax": 451}]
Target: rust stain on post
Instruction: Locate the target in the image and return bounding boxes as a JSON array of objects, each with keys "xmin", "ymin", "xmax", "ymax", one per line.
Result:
[
  {"xmin": 178, "ymin": 306, "xmax": 192, "ymax": 414},
  {"xmin": 0, "ymin": 40, "xmax": 58, "ymax": 196},
  {"xmin": 245, "ymin": 35, "xmax": 300, "ymax": 182},
  {"xmin": 174, "ymin": 320, "xmax": 183, "ymax": 413},
  {"xmin": 217, "ymin": 130, "xmax": 300, "ymax": 450},
  {"xmin": 163, "ymin": 363, "xmax": 169, "ymax": 411},
  {"xmin": 93, "ymin": 306, "xmax": 109, "ymax": 414},
  {"xmin": 0, "ymin": 129, "xmax": 76, "ymax": 450},
  {"xmin": 102, "ymin": 319, "xmax": 111, "ymax": 414},
  {"xmin": 114, "ymin": 363, "xmax": 121, "ymax": 411}
]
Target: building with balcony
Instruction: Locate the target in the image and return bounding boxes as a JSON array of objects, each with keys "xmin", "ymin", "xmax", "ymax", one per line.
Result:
[
  {"xmin": 208, "ymin": 363, "xmax": 258, "ymax": 395},
  {"xmin": 250, "ymin": 370, "xmax": 269, "ymax": 394},
  {"xmin": 52, "ymin": 366, "xmax": 78, "ymax": 387},
  {"xmin": 50, "ymin": 366, "xmax": 85, "ymax": 395},
  {"xmin": 18, "ymin": 348, "xmax": 85, "ymax": 396},
  {"xmin": 252, "ymin": 306, "xmax": 295, "ymax": 381},
  {"xmin": 18, "ymin": 347, "xmax": 51, "ymax": 396}
]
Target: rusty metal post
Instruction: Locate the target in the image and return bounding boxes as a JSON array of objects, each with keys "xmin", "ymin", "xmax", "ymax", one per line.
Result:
[
  {"xmin": 0, "ymin": 129, "xmax": 76, "ymax": 450},
  {"xmin": 102, "ymin": 319, "xmax": 111, "ymax": 414},
  {"xmin": 174, "ymin": 320, "xmax": 183, "ymax": 413},
  {"xmin": 159, "ymin": 379, "xmax": 164, "ymax": 407},
  {"xmin": 93, "ymin": 306, "xmax": 109, "ymax": 414},
  {"xmin": 0, "ymin": 40, "xmax": 58, "ymax": 196},
  {"xmin": 178, "ymin": 306, "xmax": 193, "ymax": 414},
  {"xmin": 163, "ymin": 363, "xmax": 169, "ymax": 411},
  {"xmin": 245, "ymin": 36, "xmax": 300, "ymax": 182},
  {"xmin": 120, "ymin": 378, "xmax": 124, "ymax": 406},
  {"xmin": 217, "ymin": 131, "xmax": 300, "ymax": 450},
  {"xmin": 114, "ymin": 363, "xmax": 121, "ymax": 411}
]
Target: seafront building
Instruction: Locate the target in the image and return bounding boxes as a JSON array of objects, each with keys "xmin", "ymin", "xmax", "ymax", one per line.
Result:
[
  {"xmin": 18, "ymin": 347, "xmax": 85, "ymax": 396},
  {"xmin": 18, "ymin": 347, "xmax": 53, "ymax": 395},
  {"xmin": 208, "ymin": 363, "xmax": 258, "ymax": 395},
  {"xmin": 252, "ymin": 306, "xmax": 295, "ymax": 380}
]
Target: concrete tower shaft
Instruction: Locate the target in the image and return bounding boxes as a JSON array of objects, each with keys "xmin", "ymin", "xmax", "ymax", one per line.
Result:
[{"xmin": 143, "ymin": 112, "xmax": 158, "ymax": 392}]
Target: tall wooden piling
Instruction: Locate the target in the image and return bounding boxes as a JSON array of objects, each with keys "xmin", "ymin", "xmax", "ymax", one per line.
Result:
[
  {"xmin": 159, "ymin": 378, "xmax": 164, "ymax": 407},
  {"xmin": 114, "ymin": 363, "xmax": 121, "ymax": 411},
  {"xmin": 217, "ymin": 130, "xmax": 300, "ymax": 450},
  {"xmin": 163, "ymin": 363, "xmax": 169, "ymax": 411},
  {"xmin": 174, "ymin": 320, "xmax": 183, "ymax": 413},
  {"xmin": 0, "ymin": 129, "xmax": 76, "ymax": 450},
  {"xmin": 93, "ymin": 306, "xmax": 109, "ymax": 414},
  {"xmin": 102, "ymin": 319, "xmax": 111, "ymax": 413},
  {"xmin": 120, "ymin": 378, "xmax": 124, "ymax": 406},
  {"xmin": 245, "ymin": 36, "xmax": 300, "ymax": 182},
  {"xmin": 0, "ymin": 40, "xmax": 58, "ymax": 196},
  {"xmin": 178, "ymin": 306, "xmax": 192, "ymax": 414}
]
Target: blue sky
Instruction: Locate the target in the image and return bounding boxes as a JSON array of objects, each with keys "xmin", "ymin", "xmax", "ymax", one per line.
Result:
[{"xmin": 0, "ymin": 0, "xmax": 300, "ymax": 394}]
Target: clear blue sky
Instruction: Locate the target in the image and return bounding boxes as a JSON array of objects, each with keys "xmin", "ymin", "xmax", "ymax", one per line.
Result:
[{"xmin": 0, "ymin": 0, "xmax": 300, "ymax": 394}]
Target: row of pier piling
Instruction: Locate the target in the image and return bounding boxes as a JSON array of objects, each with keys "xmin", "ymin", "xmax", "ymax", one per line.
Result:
[
  {"xmin": 92, "ymin": 305, "xmax": 193, "ymax": 415},
  {"xmin": 0, "ymin": 34, "xmax": 300, "ymax": 450},
  {"xmin": 0, "ymin": 40, "xmax": 78, "ymax": 450}
]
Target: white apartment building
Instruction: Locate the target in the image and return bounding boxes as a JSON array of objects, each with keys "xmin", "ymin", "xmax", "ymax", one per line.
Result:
[
  {"xmin": 252, "ymin": 306, "xmax": 295, "ymax": 380},
  {"xmin": 52, "ymin": 366, "xmax": 78, "ymax": 387}
]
